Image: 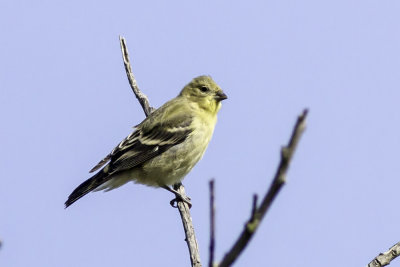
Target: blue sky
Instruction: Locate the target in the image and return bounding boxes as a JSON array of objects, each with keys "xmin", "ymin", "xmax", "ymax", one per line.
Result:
[{"xmin": 1, "ymin": 0, "xmax": 400, "ymax": 266}]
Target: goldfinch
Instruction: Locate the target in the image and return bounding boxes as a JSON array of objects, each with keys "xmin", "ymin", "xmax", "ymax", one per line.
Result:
[{"xmin": 65, "ymin": 75, "xmax": 227, "ymax": 207}]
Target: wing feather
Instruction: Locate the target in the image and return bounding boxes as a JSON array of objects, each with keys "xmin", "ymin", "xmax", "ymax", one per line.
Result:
[
  {"xmin": 109, "ymin": 120, "xmax": 193, "ymax": 173},
  {"xmin": 89, "ymin": 131, "xmax": 140, "ymax": 173},
  {"xmin": 89, "ymin": 112, "xmax": 193, "ymax": 175}
]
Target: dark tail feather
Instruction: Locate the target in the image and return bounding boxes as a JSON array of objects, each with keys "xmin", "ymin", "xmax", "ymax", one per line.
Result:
[{"xmin": 65, "ymin": 170, "xmax": 110, "ymax": 208}]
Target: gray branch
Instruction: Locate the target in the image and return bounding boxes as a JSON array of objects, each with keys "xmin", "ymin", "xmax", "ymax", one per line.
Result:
[
  {"xmin": 119, "ymin": 36, "xmax": 154, "ymax": 116},
  {"xmin": 119, "ymin": 36, "xmax": 201, "ymax": 267},
  {"xmin": 367, "ymin": 242, "xmax": 400, "ymax": 267},
  {"xmin": 174, "ymin": 184, "xmax": 202, "ymax": 267},
  {"xmin": 218, "ymin": 109, "xmax": 308, "ymax": 267}
]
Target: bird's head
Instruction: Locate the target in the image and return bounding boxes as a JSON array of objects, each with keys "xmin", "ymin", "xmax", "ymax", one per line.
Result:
[{"xmin": 180, "ymin": 75, "xmax": 227, "ymax": 114}]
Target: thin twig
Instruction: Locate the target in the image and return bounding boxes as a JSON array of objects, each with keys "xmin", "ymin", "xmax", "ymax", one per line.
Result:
[
  {"xmin": 209, "ymin": 180, "xmax": 216, "ymax": 267},
  {"xmin": 119, "ymin": 36, "xmax": 154, "ymax": 117},
  {"xmin": 119, "ymin": 36, "xmax": 201, "ymax": 267},
  {"xmin": 367, "ymin": 242, "xmax": 400, "ymax": 267},
  {"xmin": 250, "ymin": 194, "xmax": 258, "ymax": 219},
  {"xmin": 219, "ymin": 109, "xmax": 308, "ymax": 267}
]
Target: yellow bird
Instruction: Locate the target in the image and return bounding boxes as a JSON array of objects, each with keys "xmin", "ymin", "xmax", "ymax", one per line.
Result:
[{"xmin": 65, "ymin": 76, "xmax": 227, "ymax": 208}]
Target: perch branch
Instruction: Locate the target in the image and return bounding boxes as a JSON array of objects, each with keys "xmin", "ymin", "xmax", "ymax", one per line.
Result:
[
  {"xmin": 218, "ymin": 109, "xmax": 308, "ymax": 267},
  {"xmin": 119, "ymin": 36, "xmax": 201, "ymax": 267},
  {"xmin": 174, "ymin": 184, "xmax": 202, "ymax": 267},
  {"xmin": 367, "ymin": 242, "xmax": 400, "ymax": 267}
]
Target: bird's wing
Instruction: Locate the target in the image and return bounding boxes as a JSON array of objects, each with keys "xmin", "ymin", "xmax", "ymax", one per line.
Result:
[
  {"xmin": 89, "ymin": 130, "xmax": 139, "ymax": 173},
  {"xmin": 89, "ymin": 111, "xmax": 193, "ymax": 174}
]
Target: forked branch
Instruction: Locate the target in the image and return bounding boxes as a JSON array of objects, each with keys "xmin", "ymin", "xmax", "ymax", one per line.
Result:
[{"xmin": 218, "ymin": 109, "xmax": 308, "ymax": 267}]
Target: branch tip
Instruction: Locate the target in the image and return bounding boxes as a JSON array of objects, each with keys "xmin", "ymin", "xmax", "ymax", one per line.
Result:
[
  {"xmin": 119, "ymin": 36, "xmax": 154, "ymax": 117},
  {"xmin": 251, "ymin": 194, "xmax": 258, "ymax": 219}
]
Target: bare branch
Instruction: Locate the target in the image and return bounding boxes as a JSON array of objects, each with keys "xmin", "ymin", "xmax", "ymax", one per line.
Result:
[
  {"xmin": 119, "ymin": 36, "xmax": 201, "ymax": 267},
  {"xmin": 219, "ymin": 109, "xmax": 308, "ymax": 267},
  {"xmin": 257, "ymin": 109, "xmax": 308, "ymax": 217},
  {"xmin": 119, "ymin": 36, "xmax": 154, "ymax": 117},
  {"xmin": 367, "ymin": 242, "xmax": 400, "ymax": 267},
  {"xmin": 209, "ymin": 180, "xmax": 216, "ymax": 267},
  {"xmin": 174, "ymin": 184, "xmax": 202, "ymax": 267}
]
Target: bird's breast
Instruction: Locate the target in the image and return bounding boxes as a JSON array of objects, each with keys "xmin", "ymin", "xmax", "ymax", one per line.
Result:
[{"xmin": 135, "ymin": 115, "xmax": 218, "ymax": 187}]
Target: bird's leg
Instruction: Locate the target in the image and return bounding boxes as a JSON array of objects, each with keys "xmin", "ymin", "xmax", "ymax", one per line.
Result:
[{"xmin": 162, "ymin": 185, "xmax": 192, "ymax": 208}]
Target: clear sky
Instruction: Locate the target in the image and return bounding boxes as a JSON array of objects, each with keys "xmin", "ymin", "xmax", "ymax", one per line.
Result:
[{"xmin": 1, "ymin": 0, "xmax": 400, "ymax": 266}]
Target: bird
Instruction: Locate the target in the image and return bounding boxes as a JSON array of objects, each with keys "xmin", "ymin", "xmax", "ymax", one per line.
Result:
[{"xmin": 65, "ymin": 75, "xmax": 227, "ymax": 208}]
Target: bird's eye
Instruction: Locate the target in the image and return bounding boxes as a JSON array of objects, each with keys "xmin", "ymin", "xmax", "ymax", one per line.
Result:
[{"xmin": 200, "ymin": 86, "xmax": 209, "ymax": 93}]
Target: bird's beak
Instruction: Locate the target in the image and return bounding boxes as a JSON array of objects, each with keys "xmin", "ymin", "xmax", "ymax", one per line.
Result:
[{"xmin": 215, "ymin": 91, "xmax": 228, "ymax": 101}]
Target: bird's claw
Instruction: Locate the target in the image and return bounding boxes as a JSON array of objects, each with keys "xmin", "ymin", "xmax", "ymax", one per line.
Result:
[{"xmin": 170, "ymin": 195, "xmax": 192, "ymax": 208}]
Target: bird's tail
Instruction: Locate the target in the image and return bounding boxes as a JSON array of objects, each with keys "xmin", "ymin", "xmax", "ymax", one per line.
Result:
[{"xmin": 65, "ymin": 170, "xmax": 110, "ymax": 208}]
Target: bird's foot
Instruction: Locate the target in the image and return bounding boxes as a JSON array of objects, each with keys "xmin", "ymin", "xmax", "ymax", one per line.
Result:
[
  {"xmin": 170, "ymin": 194, "xmax": 192, "ymax": 208},
  {"xmin": 162, "ymin": 185, "xmax": 192, "ymax": 208}
]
